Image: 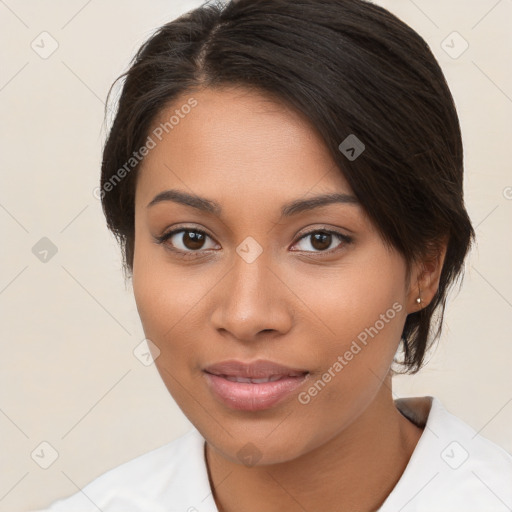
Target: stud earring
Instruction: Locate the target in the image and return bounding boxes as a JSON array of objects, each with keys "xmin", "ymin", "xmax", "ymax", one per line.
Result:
[{"xmin": 416, "ymin": 296, "xmax": 421, "ymax": 304}]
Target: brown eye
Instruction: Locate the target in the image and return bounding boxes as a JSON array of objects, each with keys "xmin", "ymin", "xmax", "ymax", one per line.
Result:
[
  {"xmin": 156, "ymin": 228, "xmax": 218, "ymax": 254},
  {"xmin": 181, "ymin": 230, "xmax": 206, "ymax": 250},
  {"xmin": 310, "ymin": 232, "xmax": 332, "ymax": 251},
  {"xmin": 292, "ymin": 229, "xmax": 352, "ymax": 254}
]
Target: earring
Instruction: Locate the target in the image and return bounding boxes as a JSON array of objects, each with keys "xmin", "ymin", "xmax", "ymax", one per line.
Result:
[{"xmin": 416, "ymin": 296, "xmax": 421, "ymax": 304}]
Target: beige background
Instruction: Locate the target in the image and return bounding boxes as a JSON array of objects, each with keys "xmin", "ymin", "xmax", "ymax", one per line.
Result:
[{"xmin": 1, "ymin": 0, "xmax": 511, "ymax": 510}]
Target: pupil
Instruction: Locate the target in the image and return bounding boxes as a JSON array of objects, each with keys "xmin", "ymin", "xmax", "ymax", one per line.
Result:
[
  {"xmin": 312, "ymin": 232, "xmax": 331, "ymax": 251},
  {"xmin": 184, "ymin": 231, "xmax": 205, "ymax": 250}
]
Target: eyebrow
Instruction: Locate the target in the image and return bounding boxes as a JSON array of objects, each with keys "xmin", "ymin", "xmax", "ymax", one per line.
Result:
[{"xmin": 147, "ymin": 189, "xmax": 359, "ymax": 218}]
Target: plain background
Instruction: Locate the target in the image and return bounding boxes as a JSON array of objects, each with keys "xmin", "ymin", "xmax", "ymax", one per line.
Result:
[{"xmin": 1, "ymin": 0, "xmax": 511, "ymax": 510}]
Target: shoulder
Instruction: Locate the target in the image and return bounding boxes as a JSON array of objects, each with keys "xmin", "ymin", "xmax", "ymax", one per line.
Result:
[
  {"xmin": 38, "ymin": 428, "xmax": 217, "ymax": 512},
  {"xmin": 381, "ymin": 396, "xmax": 512, "ymax": 512}
]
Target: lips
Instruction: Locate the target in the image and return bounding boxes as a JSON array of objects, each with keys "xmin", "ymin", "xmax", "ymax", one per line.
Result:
[
  {"xmin": 203, "ymin": 359, "xmax": 309, "ymax": 380},
  {"xmin": 202, "ymin": 360, "xmax": 309, "ymax": 411}
]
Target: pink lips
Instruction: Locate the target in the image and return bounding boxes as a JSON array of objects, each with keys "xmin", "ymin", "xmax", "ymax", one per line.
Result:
[{"xmin": 203, "ymin": 359, "xmax": 310, "ymax": 411}]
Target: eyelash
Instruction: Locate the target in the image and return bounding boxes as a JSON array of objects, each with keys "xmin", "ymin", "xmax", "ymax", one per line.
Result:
[{"xmin": 154, "ymin": 225, "xmax": 353, "ymax": 260}]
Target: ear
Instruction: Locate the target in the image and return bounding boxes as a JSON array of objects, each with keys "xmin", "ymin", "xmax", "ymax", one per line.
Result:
[{"xmin": 406, "ymin": 237, "xmax": 448, "ymax": 314}]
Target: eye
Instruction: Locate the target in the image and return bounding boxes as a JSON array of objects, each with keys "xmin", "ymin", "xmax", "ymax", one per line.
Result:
[
  {"xmin": 291, "ymin": 229, "xmax": 352, "ymax": 254},
  {"xmin": 154, "ymin": 226, "xmax": 353, "ymax": 259},
  {"xmin": 154, "ymin": 227, "xmax": 218, "ymax": 256}
]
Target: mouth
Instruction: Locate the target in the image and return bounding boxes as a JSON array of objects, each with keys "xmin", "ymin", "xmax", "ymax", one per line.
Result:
[
  {"xmin": 202, "ymin": 358, "xmax": 309, "ymax": 380},
  {"xmin": 202, "ymin": 366, "xmax": 310, "ymax": 411},
  {"xmin": 204, "ymin": 372, "xmax": 308, "ymax": 383}
]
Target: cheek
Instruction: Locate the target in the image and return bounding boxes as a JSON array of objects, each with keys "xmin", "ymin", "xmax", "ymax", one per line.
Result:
[
  {"xmin": 297, "ymin": 258, "xmax": 407, "ymax": 396},
  {"xmin": 132, "ymin": 253, "xmax": 203, "ymax": 406},
  {"xmin": 292, "ymin": 266, "xmax": 406, "ymax": 440},
  {"xmin": 297, "ymin": 259, "xmax": 405, "ymax": 348},
  {"xmin": 131, "ymin": 243, "xmax": 222, "ymax": 368},
  {"xmin": 133, "ymin": 236, "xmax": 193, "ymax": 329},
  {"xmin": 133, "ymin": 265, "xmax": 200, "ymax": 346},
  {"xmin": 132, "ymin": 240, "xmax": 177, "ymax": 346}
]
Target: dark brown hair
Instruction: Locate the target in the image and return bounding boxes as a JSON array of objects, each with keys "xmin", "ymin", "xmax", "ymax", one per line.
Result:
[{"xmin": 100, "ymin": 0, "xmax": 475, "ymax": 373}]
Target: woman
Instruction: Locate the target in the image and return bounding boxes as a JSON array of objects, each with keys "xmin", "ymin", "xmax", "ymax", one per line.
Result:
[{"xmin": 41, "ymin": 0, "xmax": 512, "ymax": 510}]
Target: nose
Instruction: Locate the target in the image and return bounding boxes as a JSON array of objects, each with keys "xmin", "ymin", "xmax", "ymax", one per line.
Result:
[{"xmin": 210, "ymin": 249, "xmax": 294, "ymax": 343}]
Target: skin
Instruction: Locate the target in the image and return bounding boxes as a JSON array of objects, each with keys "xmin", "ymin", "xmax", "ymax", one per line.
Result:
[{"xmin": 132, "ymin": 86, "xmax": 447, "ymax": 512}]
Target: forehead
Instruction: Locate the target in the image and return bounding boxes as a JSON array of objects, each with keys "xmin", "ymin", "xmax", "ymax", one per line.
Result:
[{"xmin": 135, "ymin": 86, "xmax": 353, "ymax": 208}]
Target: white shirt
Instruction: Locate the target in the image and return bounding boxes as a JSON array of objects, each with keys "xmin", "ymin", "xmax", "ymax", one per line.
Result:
[{"xmin": 37, "ymin": 396, "xmax": 512, "ymax": 512}]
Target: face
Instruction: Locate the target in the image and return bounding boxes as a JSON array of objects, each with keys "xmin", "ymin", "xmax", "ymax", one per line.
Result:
[{"xmin": 132, "ymin": 86, "xmax": 415, "ymax": 465}]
